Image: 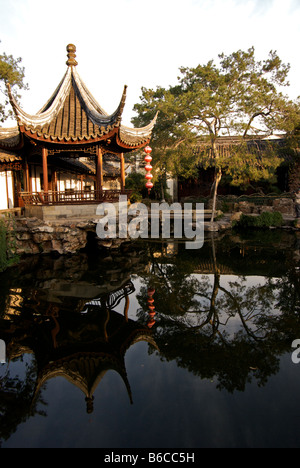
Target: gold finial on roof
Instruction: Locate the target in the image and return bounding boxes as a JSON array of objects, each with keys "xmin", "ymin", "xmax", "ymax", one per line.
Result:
[{"xmin": 66, "ymin": 44, "xmax": 78, "ymax": 66}]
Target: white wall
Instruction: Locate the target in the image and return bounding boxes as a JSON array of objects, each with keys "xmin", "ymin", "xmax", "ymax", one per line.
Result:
[
  {"xmin": 29, "ymin": 168, "xmax": 96, "ymax": 192},
  {"xmin": 166, "ymin": 177, "xmax": 178, "ymax": 202},
  {"xmin": 0, "ymin": 171, "xmax": 14, "ymax": 209},
  {"xmin": 29, "ymin": 166, "xmax": 122, "ymax": 194},
  {"xmin": 31, "ymin": 166, "xmax": 42, "ymax": 192}
]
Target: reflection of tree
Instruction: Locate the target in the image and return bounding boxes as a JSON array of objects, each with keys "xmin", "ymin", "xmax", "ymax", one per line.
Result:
[
  {"xmin": 137, "ymin": 235, "xmax": 300, "ymax": 393},
  {"xmin": 0, "ymin": 357, "xmax": 47, "ymax": 446},
  {"xmin": 0, "ymin": 233, "xmax": 299, "ymax": 444},
  {"xmin": 141, "ymin": 258, "xmax": 200, "ymax": 318},
  {"xmin": 268, "ymin": 268, "xmax": 300, "ymax": 316}
]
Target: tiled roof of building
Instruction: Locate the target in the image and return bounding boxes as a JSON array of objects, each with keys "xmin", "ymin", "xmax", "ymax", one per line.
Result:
[
  {"xmin": 4, "ymin": 44, "xmax": 157, "ymax": 151},
  {"xmin": 7, "ymin": 67, "xmax": 126, "ymax": 143},
  {"xmin": 0, "ymin": 148, "xmax": 21, "ymax": 163},
  {"xmin": 0, "ymin": 127, "xmax": 21, "ymax": 148}
]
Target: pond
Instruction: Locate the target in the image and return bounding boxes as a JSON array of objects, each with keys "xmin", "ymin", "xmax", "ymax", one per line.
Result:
[{"xmin": 0, "ymin": 230, "xmax": 300, "ymax": 449}]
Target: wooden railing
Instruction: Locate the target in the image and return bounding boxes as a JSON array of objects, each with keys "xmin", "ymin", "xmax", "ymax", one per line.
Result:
[
  {"xmin": 20, "ymin": 189, "xmax": 132, "ymax": 206},
  {"xmin": 0, "ymin": 207, "xmax": 24, "ymax": 217}
]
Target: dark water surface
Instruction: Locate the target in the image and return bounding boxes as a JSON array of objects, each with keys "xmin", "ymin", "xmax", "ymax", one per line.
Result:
[{"xmin": 1, "ymin": 230, "xmax": 300, "ymax": 448}]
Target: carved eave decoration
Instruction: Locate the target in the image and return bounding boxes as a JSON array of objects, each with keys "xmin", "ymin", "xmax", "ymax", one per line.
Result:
[{"xmin": 6, "ymin": 44, "xmax": 157, "ymax": 154}]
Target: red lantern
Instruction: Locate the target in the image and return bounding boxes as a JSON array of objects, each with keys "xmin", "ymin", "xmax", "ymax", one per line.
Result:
[
  {"xmin": 146, "ymin": 181, "xmax": 154, "ymax": 190},
  {"xmin": 144, "ymin": 146, "xmax": 152, "ymax": 154},
  {"xmin": 144, "ymin": 145, "xmax": 153, "ymax": 194}
]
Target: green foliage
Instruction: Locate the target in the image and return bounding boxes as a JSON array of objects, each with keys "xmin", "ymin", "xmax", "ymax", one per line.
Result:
[
  {"xmin": 205, "ymin": 140, "xmax": 282, "ymax": 189},
  {"xmin": 0, "ymin": 219, "xmax": 7, "ymax": 272},
  {"xmin": 279, "ymin": 102, "xmax": 300, "ymax": 191},
  {"xmin": 132, "ymin": 85, "xmax": 198, "ymax": 181},
  {"xmin": 0, "ymin": 218, "xmax": 19, "ymax": 272},
  {"xmin": 125, "ymin": 172, "xmax": 146, "ymax": 202},
  {"xmin": 0, "ymin": 41, "xmax": 28, "ymax": 122},
  {"xmin": 132, "ymin": 47, "xmax": 298, "ymax": 193},
  {"xmin": 125, "ymin": 171, "xmax": 145, "ymax": 190},
  {"xmin": 233, "ymin": 212, "xmax": 283, "ymax": 229}
]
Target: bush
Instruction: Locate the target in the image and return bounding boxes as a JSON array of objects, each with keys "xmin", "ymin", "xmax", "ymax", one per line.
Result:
[
  {"xmin": 258, "ymin": 211, "xmax": 283, "ymax": 227},
  {"xmin": 234, "ymin": 212, "xmax": 283, "ymax": 229},
  {"xmin": 130, "ymin": 192, "xmax": 143, "ymax": 203},
  {"xmin": 0, "ymin": 219, "xmax": 8, "ymax": 272},
  {"xmin": 126, "ymin": 172, "xmax": 149, "ymax": 202},
  {"xmin": 0, "ymin": 218, "xmax": 19, "ymax": 272}
]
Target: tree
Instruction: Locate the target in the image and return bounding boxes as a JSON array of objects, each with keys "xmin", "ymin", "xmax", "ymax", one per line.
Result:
[
  {"xmin": 0, "ymin": 42, "xmax": 28, "ymax": 123},
  {"xmin": 133, "ymin": 47, "xmax": 297, "ymax": 220},
  {"xmin": 282, "ymin": 101, "xmax": 300, "ymax": 191},
  {"xmin": 132, "ymin": 85, "xmax": 201, "ymax": 200}
]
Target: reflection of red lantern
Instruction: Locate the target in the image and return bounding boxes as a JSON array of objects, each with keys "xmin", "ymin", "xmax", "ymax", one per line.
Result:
[
  {"xmin": 147, "ymin": 287, "xmax": 156, "ymax": 328},
  {"xmin": 147, "ymin": 318, "xmax": 155, "ymax": 328},
  {"xmin": 144, "ymin": 146, "xmax": 153, "ymax": 194}
]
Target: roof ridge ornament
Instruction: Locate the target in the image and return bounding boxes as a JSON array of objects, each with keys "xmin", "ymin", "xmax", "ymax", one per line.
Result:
[{"xmin": 66, "ymin": 44, "xmax": 78, "ymax": 67}]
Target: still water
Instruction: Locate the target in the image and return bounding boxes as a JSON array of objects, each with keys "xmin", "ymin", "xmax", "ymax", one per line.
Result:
[{"xmin": 0, "ymin": 230, "xmax": 300, "ymax": 448}]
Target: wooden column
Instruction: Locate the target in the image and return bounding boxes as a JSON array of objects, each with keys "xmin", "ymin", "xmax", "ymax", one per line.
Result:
[
  {"xmin": 24, "ymin": 157, "xmax": 31, "ymax": 192},
  {"xmin": 120, "ymin": 153, "xmax": 125, "ymax": 191},
  {"xmin": 42, "ymin": 148, "xmax": 48, "ymax": 193},
  {"xmin": 96, "ymin": 146, "xmax": 103, "ymax": 192},
  {"xmin": 34, "ymin": 166, "xmax": 38, "ymax": 192},
  {"xmin": 5, "ymin": 171, "xmax": 10, "ymax": 209},
  {"xmin": 52, "ymin": 170, "xmax": 58, "ymax": 202},
  {"xmin": 16, "ymin": 172, "xmax": 22, "ymax": 207},
  {"xmin": 52, "ymin": 170, "xmax": 58, "ymax": 192}
]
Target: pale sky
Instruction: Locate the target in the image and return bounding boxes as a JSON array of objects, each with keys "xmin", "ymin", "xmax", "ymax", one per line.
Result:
[{"xmin": 1, "ymin": 0, "xmax": 299, "ymax": 127}]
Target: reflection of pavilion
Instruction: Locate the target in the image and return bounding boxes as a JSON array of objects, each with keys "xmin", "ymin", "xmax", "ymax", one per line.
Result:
[{"xmin": 0, "ymin": 277, "xmax": 157, "ymax": 413}]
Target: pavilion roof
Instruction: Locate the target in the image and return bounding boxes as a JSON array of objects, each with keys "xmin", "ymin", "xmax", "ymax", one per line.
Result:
[
  {"xmin": 0, "ymin": 127, "xmax": 21, "ymax": 149},
  {"xmin": 4, "ymin": 44, "xmax": 157, "ymax": 152},
  {"xmin": 0, "ymin": 149, "xmax": 21, "ymax": 163},
  {"xmin": 0, "ymin": 147, "xmax": 22, "ymax": 171}
]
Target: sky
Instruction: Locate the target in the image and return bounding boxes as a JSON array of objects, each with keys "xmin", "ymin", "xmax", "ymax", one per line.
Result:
[{"xmin": 0, "ymin": 0, "xmax": 300, "ymax": 127}]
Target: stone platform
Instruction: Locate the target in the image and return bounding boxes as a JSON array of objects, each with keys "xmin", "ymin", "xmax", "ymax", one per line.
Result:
[{"xmin": 25, "ymin": 204, "xmax": 102, "ymax": 222}]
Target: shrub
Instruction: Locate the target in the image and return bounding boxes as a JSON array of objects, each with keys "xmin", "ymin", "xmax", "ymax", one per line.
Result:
[
  {"xmin": 126, "ymin": 172, "xmax": 148, "ymax": 202},
  {"xmin": 0, "ymin": 219, "xmax": 8, "ymax": 272},
  {"xmin": 0, "ymin": 218, "xmax": 19, "ymax": 272},
  {"xmin": 258, "ymin": 211, "xmax": 283, "ymax": 227},
  {"xmin": 130, "ymin": 192, "xmax": 143, "ymax": 203},
  {"xmin": 234, "ymin": 212, "xmax": 283, "ymax": 229}
]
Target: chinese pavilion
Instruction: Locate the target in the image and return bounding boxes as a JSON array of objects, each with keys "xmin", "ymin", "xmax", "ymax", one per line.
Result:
[{"xmin": 0, "ymin": 44, "xmax": 157, "ymax": 209}]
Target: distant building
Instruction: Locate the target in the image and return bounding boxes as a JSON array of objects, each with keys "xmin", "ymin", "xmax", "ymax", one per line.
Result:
[{"xmin": 176, "ymin": 135, "xmax": 293, "ymax": 201}]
